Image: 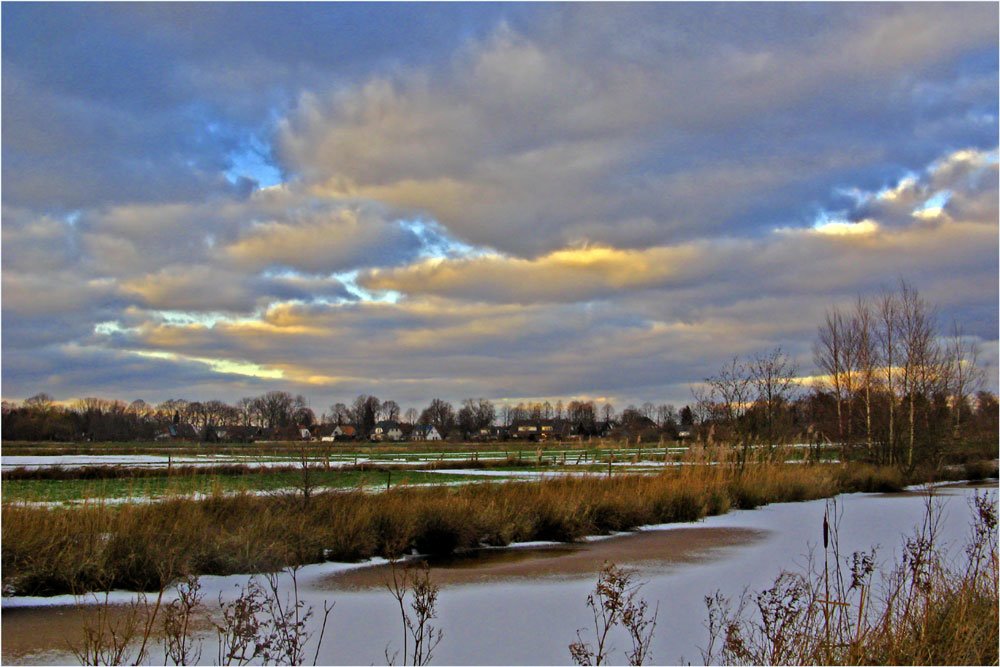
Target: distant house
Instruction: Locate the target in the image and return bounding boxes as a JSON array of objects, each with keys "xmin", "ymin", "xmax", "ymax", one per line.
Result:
[
  {"xmin": 228, "ymin": 425, "xmax": 262, "ymax": 443},
  {"xmin": 510, "ymin": 419, "xmax": 576, "ymax": 441},
  {"xmin": 333, "ymin": 424, "xmax": 358, "ymax": 441},
  {"xmin": 272, "ymin": 425, "xmax": 312, "ymax": 441},
  {"xmin": 593, "ymin": 420, "xmax": 614, "ymax": 438},
  {"xmin": 468, "ymin": 425, "xmax": 511, "ymax": 441},
  {"xmin": 314, "ymin": 424, "xmax": 359, "ymax": 442},
  {"xmin": 409, "ymin": 424, "xmax": 442, "ymax": 441},
  {"xmin": 204, "ymin": 426, "xmax": 228, "ymax": 442},
  {"xmin": 205, "ymin": 425, "xmax": 262, "ymax": 443},
  {"xmin": 371, "ymin": 421, "xmax": 405, "ymax": 441},
  {"xmin": 156, "ymin": 422, "xmax": 199, "ymax": 441},
  {"xmin": 313, "ymin": 424, "xmax": 336, "ymax": 441},
  {"xmin": 619, "ymin": 414, "xmax": 658, "ymax": 435},
  {"xmin": 512, "ymin": 420, "xmax": 539, "ymax": 438},
  {"xmin": 472, "ymin": 427, "xmax": 495, "ymax": 441}
]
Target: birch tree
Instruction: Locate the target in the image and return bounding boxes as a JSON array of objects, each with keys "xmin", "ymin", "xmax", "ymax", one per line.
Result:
[{"xmin": 876, "ymin": 289, "xmax": 900, "ymax": 464}]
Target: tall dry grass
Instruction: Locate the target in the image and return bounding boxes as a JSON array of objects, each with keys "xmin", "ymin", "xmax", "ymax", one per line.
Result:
[
  {"xmin": 701, "ymin": 490, "xmax": 998, "ymax": 665},
  {"xmin": 0, "ymin": 460, "xmax": 971, "ymax": 597}
]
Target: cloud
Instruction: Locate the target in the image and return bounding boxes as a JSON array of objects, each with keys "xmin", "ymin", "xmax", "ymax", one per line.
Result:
[
  {"xmin": 1, "ymin": 3, "xmax": 538, "ymax": 211},
  {"xmin": 278, "ymin": 5, "xmax": 997, "ymax": 254},
  {"xmin": 363, "ymin": 246, "xmax": 698, "ymax": 303},
  {"xmin": 120, "ymin": 266, "xmax": 269, "ymax": 312},
  {"xmin": 2, "ymin": 6, "xmax": 996, "ymax": 407},
  {"xmin": 224, "ymin": 204, "xmax": 420, "ymax": 273},
  {"xmin": 359, "ymin": 149, "xmax": 997, "ymax": 310},
  {"xmin": 810, "ymin": 220, "xmax": 880, "ymax": 236}
]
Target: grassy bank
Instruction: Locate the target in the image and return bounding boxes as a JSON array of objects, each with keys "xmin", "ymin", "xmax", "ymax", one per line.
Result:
[{"xmin": 1, "ymin": 461, "xmax": 992, "ymax": 597}]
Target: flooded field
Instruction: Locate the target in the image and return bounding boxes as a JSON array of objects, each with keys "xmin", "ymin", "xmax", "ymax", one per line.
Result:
[
  {"xmin": 3, "ymin": 481, "xmax": 994, "ymax": 665},
  {"xmin": 0, "ymin": 448, "xmax": 688, "ymax": 471}
]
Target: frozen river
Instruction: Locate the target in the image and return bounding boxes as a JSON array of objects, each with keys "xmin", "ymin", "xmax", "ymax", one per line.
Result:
[{"xmin": 2, "ymin": 481, "xmax": 995, "ymax": 665}]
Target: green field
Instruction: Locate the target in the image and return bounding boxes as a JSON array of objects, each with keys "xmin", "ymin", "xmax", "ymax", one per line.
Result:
[
  {"xmin": 0, "ymin": 439, "xmax": 846, "ymax": 505},
  {"xmin": 0, "ymin": 468, "xmax": 504, "ymax": 504},
  {"xmin": 0, "ymin": 438, "xmax": 695, "ymax": 458}
]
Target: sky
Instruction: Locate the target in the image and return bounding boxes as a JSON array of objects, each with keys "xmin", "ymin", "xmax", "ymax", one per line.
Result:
[{"xmin": 2, "ymin": 3, "xmax": 998, "ymax": 412}]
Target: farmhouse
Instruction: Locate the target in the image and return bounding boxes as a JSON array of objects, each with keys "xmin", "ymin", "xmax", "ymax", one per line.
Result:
[
  {"xmin": 155, "ymin": 422, "xmax": 199, "ymax": 441},
  {"xmin": 205, "ymin": 425, "xmax": 261, "ymax": 443},
  {"xmin": 409, "ymin": 424, "xmax": 442, "ymax": 441},
  {"xmin": 510, "ymin": 419, "xmax": 576, "ymax": 440},
  {"xmin": 271, "ymin": 425, "xmax": 312, "ymax": 441},
  {"xmin": 371, "ymin": 421, "xmax": 405, "ymax": 441},
  {"xmin": 318, "ymin": 424, "xmax": 357, "ymax": 441}
]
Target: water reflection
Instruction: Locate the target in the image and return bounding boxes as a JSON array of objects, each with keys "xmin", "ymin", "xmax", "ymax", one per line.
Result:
[{"xmin": 322, "ymin": 527, "xmax": 767, "ymax": 591}]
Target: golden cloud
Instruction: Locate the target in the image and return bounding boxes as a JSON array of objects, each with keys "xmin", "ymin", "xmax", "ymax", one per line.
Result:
[{"xmin": 362, "ymin": 244, "xmax": 704, "ymax": 303}]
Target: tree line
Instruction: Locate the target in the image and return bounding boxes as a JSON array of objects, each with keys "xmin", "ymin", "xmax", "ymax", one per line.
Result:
[
  {"xmin": 1, "ymin": 391, "xmax": 689, "ymax": 442},
  {"xmin": 4, "ymin": 281, "xmax": 994, "ymax": 458},
  {"xmin": 696, "ymin": 280, "xmax": 995, "ymax": 469}
]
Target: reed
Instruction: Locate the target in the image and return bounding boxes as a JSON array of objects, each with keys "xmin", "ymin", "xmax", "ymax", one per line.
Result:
[
  {"xmin": 0, "ymin": 461, "xmax": 985, "ymax": 598},
  {"xmin": 701, "ymin": 490, "xmax": 998, "ymax": 665}
]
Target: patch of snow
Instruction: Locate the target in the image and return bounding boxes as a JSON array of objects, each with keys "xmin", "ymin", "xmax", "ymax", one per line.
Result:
[{"xmin": 2, "ymin": 557, "xmax": 396, "ymax": 609}]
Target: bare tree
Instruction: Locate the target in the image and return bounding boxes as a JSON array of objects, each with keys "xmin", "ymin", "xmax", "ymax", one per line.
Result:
[
  {"xmin": 705, "ymin": 356, "xmax": 753, "ymax": 431},
  {"xmin": 257, "ymin": 391, "xmax": 297, "ymax": 429},
  {"xmin": 457, "ymin": 398, "xmax": 496, "ymax": 437},
  {"xmin": 898, "ymin": 281, "xmax": 942, "ymax": 469},
  {"xmin": 749, "ymin": 348, "xmax": 798, "ymax": 448},
  {"xmin": 352, "ymin": 394, "xmax": 382, "ymax": 437},
  {"xmin": 25, "ymin": 392, "xmax": 55, "ymax": 409},
  {"xmin": 419, "ymin": 399, "xmax": 456, "ymax": 437},
  {"xmin": 702, "ymin": 356, "xmax": 755, "ymax": 466},
  {"xmin": 236, "ymin": 397, "xmax": 257, "ymax": 428},
  {"xmin": 946, "ymin": 322, "xmax": 985, "ymax": 439},
  {"xmin": 381, "ymin": 400, "xmax": 401, "ymax": 422},
  {"xmin": 328, "ymin": 402, "xmax": 351, "ymax": 425},
  {"xmin": 876, "ymin": 289, "xmax": 901, "ymax": 464},
  {"xmin": 853, "ymin": 296, "xmax": 878, "ymax": 453},
  {"xmin": 814, "ymin": 307, "xmax": 853, "ymax": 447},
  {"xmin": 126, "ymin": 399, "xmax": 151, "ymax": 418},
  {"xmin": 655, "ymin": 404, "xmax": 676, "ymax": 428}
]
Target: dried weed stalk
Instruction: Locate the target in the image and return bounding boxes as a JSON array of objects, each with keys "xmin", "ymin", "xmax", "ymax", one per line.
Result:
[
  {"xmin": 384, "ymin": 560, "xmax": 443, "ymax": 666},
  {"xmin": 701, "ymin": 489, "xmax": 998, "ymax": 665},
  {"xmin": 569, "ymin": 561, "xmax": 659, "ymax": 666}
]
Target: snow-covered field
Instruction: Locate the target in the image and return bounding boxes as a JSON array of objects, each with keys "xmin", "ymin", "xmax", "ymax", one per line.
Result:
[{"xmin": 1, "ymin": 454, "xmax": 365, "ymax": 471}]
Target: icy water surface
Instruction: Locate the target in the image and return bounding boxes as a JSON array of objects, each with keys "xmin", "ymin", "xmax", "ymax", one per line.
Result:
[{"xmin": 3, "ymin": 482, "xmax": 995, "ymax": 665}]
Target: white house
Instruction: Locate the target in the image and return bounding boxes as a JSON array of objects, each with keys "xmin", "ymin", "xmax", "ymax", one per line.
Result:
[
  {"xmin": 372, "ymin": 421, "xmax": 405, "ymax": 441},
  {"xmin": 410, "ymin": 424, "xmax": 442, "ymax": 441}
]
